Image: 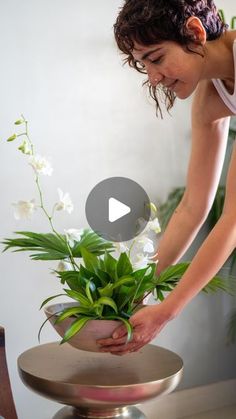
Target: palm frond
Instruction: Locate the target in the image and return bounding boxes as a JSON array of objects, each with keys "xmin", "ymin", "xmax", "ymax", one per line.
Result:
[
  {"xmin": 2, "ymin": 229, "xmax": 114, "ymax": 261},
  {"xmin": 72, "ymin": 229, "xmax": 114, "ymax": 257},
  {"xmin": 2, "ymin": 231, "xmax": 69, "ymax": 260}
]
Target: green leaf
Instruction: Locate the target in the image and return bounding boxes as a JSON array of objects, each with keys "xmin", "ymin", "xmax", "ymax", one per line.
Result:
[
  {"xmin": 203, "ymin": 275, "xmax": 236, "ymax": 295},
  {"xmin": 208, "ymin": 186, "xmax": 225, "ymax": 229},
  {"xmin": 155, "ymin": 288, "xmax": 165, "ymax": 302},
  {"xmin": 85, "ymin": 280, "xmax": 95, "ymax": 304},
  {"xmin": 103, "ymin": 252, "xmax": 118, "ymax": 281},
  {"xmin": 143, "ymin": 263, "xmax": 156, "ymax": 281},
  {"xmin": 79, "ymin": 264, "xmax": 96, "ymax": 280},
  {"xmin": 132, "ymin": 266, "xmax": 150, "ymax": 281},
  {"xmin": 116, "ymin": 252, "xmax": 133, "ymax": 278},
  {"xmin": 129, "ymin": 267, "xmax": 150, "ymax": 306},
  {"xmin": 55, "ymin": 306, "xmax": 91, "ymax": 323},
  {"xmin": 80, "ymin": 247, "xmax": 99, "ymax": 273},
  {"xmin": 61, "ymin": 316, "xmax": 92, "ymax": 343},
  {"xmin": 157, "ymin": 263, "xmax": 236, "ymax": 296},
  {"xmin": 96, "ymin": 297, "xmax": 118, "ymax": 314},
  {"xmin": 65, "ymin": 289, "xmax": 91, "ymax": 307},
  {"xmin": 38, "ymin": 310, "xmax": 63, "ymax": 343},
  {"xmin": 96, "ymin": 268, "xmax": 111, "ymax": 287},
  {"xmin": 117, "ymin": 285, "xmax": 137, "ymax": 311},
  {"xmin": 72, "ymin": 229, "xmax": 114, "ymax": 257},
  {"xmin": 112, "ymin": 276, "xmax": 135, "ymax": 290},
  {"xmin": 31, "ymin": 251, "xmax": 69, "ymax": 261},
  {"xmin": 2, "ymin": 231, "xmax": 70, "ymax": 260},
  {"xmin": 93, "ymin": 304, "xmax": 103, "ymax": 317},
  {"xmin": 57, "ymin": 270, "xmax": 82, "ymax": 289},
  {"xmin": 39, "ymin": 293, "xmax": 66, "ymax": 309},
  {"xmin": 7, "ymin": 133, "xmax": 17, "ymax": 142},
  {"xmin": 119, "ymin": 317, "xmax": 133, "ymax": 342},
  {"xmin": 157, "ymin": 262, "xmax": 189, "ymax": 284},
  {"xmin": 105, "ymin": 316, "xmax": 133, "ymax": 342},
  {"xmin": 98, "ymin": 282, "xmax": 113, "ymax": 298}
]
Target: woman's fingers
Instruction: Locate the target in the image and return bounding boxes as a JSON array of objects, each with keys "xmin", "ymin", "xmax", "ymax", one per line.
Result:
[
  {"xmin": 101, "ymin": 340, "xmax": 145, "ymax": 355},
  {"xmin": 100, "ymin": 343, "xmax": 135, "ymax": 354},
  {"xmin": 112, "ymin": 324, "xmax": 128, "ymax": 339},
  {"xmin": 97, "ymin": 305, "xmax": 171, "ymax": 355},
  {"xmin": 97, "ymin": 335, "xmax": 127, "ymax": 347},
  {"xmin": 97, "ymin": 324, "xmax": 128, "ymax": 347},
  {"xmin": 98, "ymin": 330, "xmax": 149, "ymax": 354}
]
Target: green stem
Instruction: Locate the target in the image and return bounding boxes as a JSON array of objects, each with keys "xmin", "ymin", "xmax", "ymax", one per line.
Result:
[
  {"xmin": 132, "ymin": 290, "xmax": 152, "ymax": 311},
  {"xmin": 130, "ymin": 272, "xmax": 148, "ymax": 308},
  {"xmin": 16, "ymin": 132, "xmax": 27, "ymax": 138},
  {"xmin": 22, "ymin": 115, "xmax": 34, "ymax": 155},
  {"xmin": 128, "ymin": 238, "xmax": 137, "ymax": 259},
  {"xmin": 21, "ymin": 116, "xmax": 80, "ymax": 271}
]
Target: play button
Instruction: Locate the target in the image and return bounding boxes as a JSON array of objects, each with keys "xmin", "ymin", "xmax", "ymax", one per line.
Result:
[
  {"xmin": 85, "ymin": 177, "xmax": 151, "ymax": 242},
  {"xmin": 108, "ymin": 198, "xmax": 131, "ymax": 222}
]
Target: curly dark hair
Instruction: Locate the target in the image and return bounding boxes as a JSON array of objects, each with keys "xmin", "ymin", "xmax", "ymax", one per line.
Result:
[{"xmin": 114, "ymin": 0, "xmax": 228, "ymax": 117}]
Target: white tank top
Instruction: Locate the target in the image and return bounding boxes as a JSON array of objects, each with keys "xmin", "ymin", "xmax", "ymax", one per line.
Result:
[{"xmin": 212, "ymin": 39, "xmax": 236, "ymax": 114}]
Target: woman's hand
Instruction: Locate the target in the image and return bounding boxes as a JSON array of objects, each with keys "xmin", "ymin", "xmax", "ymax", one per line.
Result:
[{"xmin": 97, "ymin": 302, "xmax": 175, "ymax": 355}]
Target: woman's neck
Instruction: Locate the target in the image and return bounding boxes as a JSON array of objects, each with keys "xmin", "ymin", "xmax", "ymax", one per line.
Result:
[{"xmin": 202, "ymin": 30, "xmax": 236, "ymax": 82}]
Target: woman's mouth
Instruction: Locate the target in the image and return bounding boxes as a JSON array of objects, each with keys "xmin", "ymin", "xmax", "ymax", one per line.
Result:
[{"xmin": 168, "ymin": 80, "xmax": 178, "ymax": 91}]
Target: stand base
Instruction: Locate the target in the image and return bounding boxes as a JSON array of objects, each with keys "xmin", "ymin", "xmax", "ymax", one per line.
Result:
[{"xmin": 52, "ymin": 405, "xmax": 147, "ymax": 419}]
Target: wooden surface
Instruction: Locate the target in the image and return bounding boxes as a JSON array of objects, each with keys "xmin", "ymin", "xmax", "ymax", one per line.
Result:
[{"xmin": 0, "ymin": 326, "xmax": 18, "ymax": 419}]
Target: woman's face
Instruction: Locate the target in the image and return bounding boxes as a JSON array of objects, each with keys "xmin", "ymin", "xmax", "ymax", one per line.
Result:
[{"xmin": 132, "ymin": 40, "xmax": 205, "ymax": 99}]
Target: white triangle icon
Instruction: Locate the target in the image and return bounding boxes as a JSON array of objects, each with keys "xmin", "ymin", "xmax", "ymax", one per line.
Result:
[{"xmin": 108, "ymin": 197, "xmax": 131, "ymax": 223}]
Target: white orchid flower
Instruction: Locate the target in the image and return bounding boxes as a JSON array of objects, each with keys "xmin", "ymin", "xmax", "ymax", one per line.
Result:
[
  {"xmin": 12, "ymin": 199, "xmax": 37, "ymax": 220},
  {"xmin": 143, "ymin": 241, "xmax": 155, "ymax": 253},
  {"xmin": 64, "ymin": 228, "xmax": 83, "ymax": 246},
  {"xmin": 137, "ymin": 236, "xmax": 155, "ymax": 254},
  {"xmin": 55, "ymin": 188, "xmax": 74, "ymax": 214},
  {"xmin": 132, "ymin": 253, "xmax": 150, "ymax": 270},
  {"xmin": 114, "ymin": 242, "xmax": 129, "ymax": 254},
  {"xmin": 136, "ymin": 216, "xmax": 161, "ymax": 235},
  {"xmin": 56, "ymin": 261, "xmax": 72, "ymax": 272},
  {"xmin": 29, "ymin": 155, "xmax": 53, "ymax": 176}
]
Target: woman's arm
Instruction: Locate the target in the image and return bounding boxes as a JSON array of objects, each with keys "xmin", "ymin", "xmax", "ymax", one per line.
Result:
[
  {"xmin": 156, "ymin": 80, "xmax": 231, "ymax": 274},
  {"xmin": 164, "ymin": 115, "xmax": 236, "ymax": 317},
  {"xmin": 98, "ymin": 81, "xmax": 235, "ymax": 354}
]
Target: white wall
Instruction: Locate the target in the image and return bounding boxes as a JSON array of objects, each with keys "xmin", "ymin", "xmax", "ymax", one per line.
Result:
[{"xmin": 0, "ymin": 1, "xmax": 235, "ymax": 418}]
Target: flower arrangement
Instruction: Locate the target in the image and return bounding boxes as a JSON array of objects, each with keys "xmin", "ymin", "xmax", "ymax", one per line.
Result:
[{"xmin": 2, "ymin": 116, "xmax": 234, "ymax": 345}]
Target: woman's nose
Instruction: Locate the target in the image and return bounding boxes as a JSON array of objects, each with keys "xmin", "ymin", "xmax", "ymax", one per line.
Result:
[{"xmin": 146, "ymin": 64, "xmax": 162, "ymax": 87}]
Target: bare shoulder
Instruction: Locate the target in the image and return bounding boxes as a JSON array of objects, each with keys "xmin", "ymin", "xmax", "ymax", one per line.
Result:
[{"xmin": 192, "ymin": 80, "xmax": 234, "ymax": 126}]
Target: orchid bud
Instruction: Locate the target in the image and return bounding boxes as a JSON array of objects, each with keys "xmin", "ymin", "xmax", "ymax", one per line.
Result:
[{"xmin": 7, "ymin": 134, "xmax": 17, "ymax": 142}]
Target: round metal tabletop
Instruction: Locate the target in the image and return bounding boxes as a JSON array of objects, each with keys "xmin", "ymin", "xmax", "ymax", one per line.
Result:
[{"xmin": 18, "ymin": 342, "xmax": 183, "ymax": 417}]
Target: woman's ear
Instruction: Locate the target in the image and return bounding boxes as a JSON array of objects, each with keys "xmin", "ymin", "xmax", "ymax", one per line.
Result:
[{"xmin": 185, "ymin": 16, "xmax": 207, "ymax": 44}]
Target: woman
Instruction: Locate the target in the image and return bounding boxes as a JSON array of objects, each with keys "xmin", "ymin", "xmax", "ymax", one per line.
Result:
[{"xmin": 98, "ymin": 0, "xmax": 236, "ymax": 355}]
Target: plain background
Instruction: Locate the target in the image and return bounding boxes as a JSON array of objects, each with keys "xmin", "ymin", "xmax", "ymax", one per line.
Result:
[{"xmin": 0, "ymin": 1, "xmax": 236, "ymax": 418}]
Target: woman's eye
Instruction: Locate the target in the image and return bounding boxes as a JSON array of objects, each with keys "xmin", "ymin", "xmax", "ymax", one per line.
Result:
[{"xmin": 152, "ymin": 56, "xmax": 163, "ymax": 64}]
